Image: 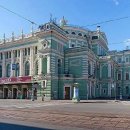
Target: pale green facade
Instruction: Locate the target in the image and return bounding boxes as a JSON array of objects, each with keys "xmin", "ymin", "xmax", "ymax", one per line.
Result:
[{"xmin": 0, "ymin": 20, "xmax": 129, "ymax": 100}]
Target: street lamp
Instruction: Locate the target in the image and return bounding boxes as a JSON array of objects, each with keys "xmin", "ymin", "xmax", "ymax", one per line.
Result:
[{"xmin": 112, "ymin": 83, "xmax": 116, "ymax": 101}]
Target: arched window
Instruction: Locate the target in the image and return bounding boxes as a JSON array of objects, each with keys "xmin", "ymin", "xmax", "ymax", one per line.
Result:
[
  {"xmin": 72, "ymin": 32, "xmax": 76, "ymax": 35},
  {"xmin": 0, "ymin": 65, "xmax": 2, "ymax": 77},
  {"xmin": 78, "ymin": 33, "xmax": 82, "ymax": 36},
  {"xmin": 35, "ymin": 61, "xmax": 38, "ymax": 75},
  {"xmin": 65, "ymin": 31, "xmax": 69, "ymax": 34},
  {"xmin": 15, "ymin": 63, "xmax": 19, "ymax": 77},
  {"xmin": 25, "ymin": 61, "xmax": 30, "ymax": 76},
  {"xmin": 6, "ymin": 64, "xmax": 11, "ymax": 77}
]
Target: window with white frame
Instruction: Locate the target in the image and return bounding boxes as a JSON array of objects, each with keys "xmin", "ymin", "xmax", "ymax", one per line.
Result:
[
  {"xmin": 118, "ymin": 57, "xmax": 122, "ymax": 63},
  {"xmin": 42, "ymin": 80, "xmax": 46, "ymax": 88},
  {"xmin": 126, "ymin": 72, "xmax": 129, "ymax": 80},
  {"xmin": 118, "ymin": 71, "xmax": 121, "ymax": 80},
  {"xmin": 126, "ymin": 57, "xmax": 129, "ymax": 63}
]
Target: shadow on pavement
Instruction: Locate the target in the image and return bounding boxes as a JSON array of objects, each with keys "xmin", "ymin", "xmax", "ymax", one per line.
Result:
[
  {"xmin": 0, "ymin": 122, "xmax": 53, "ymax": 130},
  {"xmin": 79, "ymin": 101, "xmax": 108, "ymax": 103}
]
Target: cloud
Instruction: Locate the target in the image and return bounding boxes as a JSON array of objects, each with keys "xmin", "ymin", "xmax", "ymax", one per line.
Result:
[
  {"xmin": 123, "ymin": 39, "xmax": 130, "ymax": 48},
  {"xmin": 113, "ymin": 0, "xmax": 119, "ymax": 5}
]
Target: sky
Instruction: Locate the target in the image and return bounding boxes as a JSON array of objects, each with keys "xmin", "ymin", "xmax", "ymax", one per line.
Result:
[{"xmin": 0, "ymin": 0, "xmax": 130, "ymax": 51}]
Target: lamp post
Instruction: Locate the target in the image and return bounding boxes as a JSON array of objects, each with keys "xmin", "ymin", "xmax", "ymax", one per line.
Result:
[
  {"xmin": 112, "ymin": 83, "xmax": 116, "ymax": 101},
  {"xmin": 72, "ymin": 83, "xmax": 80, "ymax": 103}
]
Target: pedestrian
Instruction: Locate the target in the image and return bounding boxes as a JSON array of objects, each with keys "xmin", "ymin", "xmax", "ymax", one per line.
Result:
[{"xmin": 42, "ymin": 94, "xmax": 45, "ymax": 101}]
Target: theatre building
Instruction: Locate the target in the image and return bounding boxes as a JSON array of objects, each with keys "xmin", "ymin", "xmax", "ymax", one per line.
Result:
[
  {"xmin": 0, "ymin": 17, "xmax": 129, "ymax": 100},
  {"xmin": 0, "ymin": 21, "xmax": 69, "ymax": 100}
]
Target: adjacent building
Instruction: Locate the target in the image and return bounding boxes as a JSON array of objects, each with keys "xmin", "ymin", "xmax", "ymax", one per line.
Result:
[{"xmin": 0, "ymin": 18, "xmax": 129, "ymax": 100}]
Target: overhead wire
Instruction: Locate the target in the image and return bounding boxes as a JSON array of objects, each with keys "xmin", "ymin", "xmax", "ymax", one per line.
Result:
[
  {"xmin": 0, "ymin": 4, "xmax": 130, "ymax": 45},
  {"xmin": 0, "ymin": 4, "xmax": 37, "ymax": 25},
  {"xmin": 85, "ymin": 16, "xmax": 130, "ymax": 27}
]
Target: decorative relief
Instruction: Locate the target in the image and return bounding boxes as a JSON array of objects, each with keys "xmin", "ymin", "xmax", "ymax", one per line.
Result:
[{"xmin": 38, "ymin": 39, "xmax": 50, "ymax": 50}]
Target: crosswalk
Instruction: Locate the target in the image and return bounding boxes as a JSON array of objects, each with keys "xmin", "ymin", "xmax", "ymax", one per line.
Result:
[{"xmin": 0, "ymin": 102, "xmax": 72, "ymax": 109}]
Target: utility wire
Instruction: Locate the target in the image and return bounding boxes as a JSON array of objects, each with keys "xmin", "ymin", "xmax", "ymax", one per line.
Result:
[
  {"xmin": 0, "ymin": 4, "xmax": 130, "ymax": 45},
  {"xmin": 0, "ymin": 4, "xmax": 37, "ymax": 25},
  {"xmin": 109, "ymin": 41, "xmax": 130, "ymax": 45},
  {"xmin": 85, "ymin": 16, "xmax": 130, "ymax": 27}
]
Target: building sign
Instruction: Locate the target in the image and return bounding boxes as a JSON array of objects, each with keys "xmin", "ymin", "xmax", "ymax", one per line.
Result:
[
  {"xmin": 12, "ymin": 64, "xmax": 16, "ymax": 70},
  {"xmin": 0, "ymin": 76, "xmax": 31, "ymax": 84}
]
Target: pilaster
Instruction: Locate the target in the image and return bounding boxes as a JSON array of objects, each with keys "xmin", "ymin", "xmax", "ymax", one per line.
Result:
[
  {"xmin": 2, "ymin": 52, "xmax": 6, "ymax": 77},
  {"xmin": 47, "ymin": 54, "xmax": 51, "ymax": 74},
  {"xmin": 30, "ymin": 47, "xmax": 34, "ymax": 75},
  {"xmin": 20, "ymin": 49, "xmax": 23, "ymax": 76},
  {"xmin": 11, "ymin": 50, "xmax": 15, "ymax": 77}
]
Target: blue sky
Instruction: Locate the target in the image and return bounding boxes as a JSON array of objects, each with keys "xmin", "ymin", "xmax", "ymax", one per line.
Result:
[{"xmin": 0, "ymin": 0, "xmax": 130, "ymax": 51}]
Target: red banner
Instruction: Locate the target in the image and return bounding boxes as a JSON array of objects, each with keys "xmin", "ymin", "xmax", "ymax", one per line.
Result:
[{"xmin": 0, "ymin": 76, "xmax": 32, "ymax": 84}]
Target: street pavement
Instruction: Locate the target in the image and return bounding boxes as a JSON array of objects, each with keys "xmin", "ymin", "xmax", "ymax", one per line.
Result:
[{"xmin": 0, "ymin": 100, "xmax": 130, "ymax": 129}]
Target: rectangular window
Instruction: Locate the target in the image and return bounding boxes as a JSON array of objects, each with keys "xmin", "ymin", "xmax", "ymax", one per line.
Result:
[
  {"xmin": 0, "ymin": 53, "xmax": 3, "ymax": 60},
  {"xmin": 92, "ymin": 36, "xmax": 98, "ymax": 40},
  {"xmin": 126, "ymin": 57, "xmax": 129, "ymax": 63},
  {"xmin": 6, "ymin": 52, "xmax": 8, "ymax": 59},
  {"xmin": 28, "ymin": 48, "xmax": 30, "ymax": 55},
  {"xmin": 118, "ymin": 73, "xmax": 121, "ymax": 80},
  {"xmin": 15, "ymin": 50, "xmax": 17, "ymax": 57},
  {"xmin": 126, "ymin": 73, "xmax": 129, "ymax": 80},
  {"xmin": 35, "ymin": 46, "xmax": 37, "ymax": 54},
  {"xmin": 118, "ymin": 57, "xmax": 122, "ymax": 63},
  {"xmin": 18, "ymin": 50, "xmax": 20, "ymax": 57},
  {"xmin": 25, "ymin": 48, "xmax": 27, "ymax": 56},
  {"xmin": 9, "ymin": 52, "xmax": 11, "ymax": 58}
]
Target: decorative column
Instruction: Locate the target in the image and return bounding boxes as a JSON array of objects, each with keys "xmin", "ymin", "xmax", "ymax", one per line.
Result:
[
  {"xmin": 20, "ymin": 49, "xmax": 23, "ymax": 76},
  {"xmin": 11, "ymin": 50, "xmax": 15, "ymax": 77},
  {"xmin": 47, "ymin": 55, "xmax": 51, "ymax": 74},
  {"xmin": 2, "ymin": 52, "xmax": 6, "ymax": 77},
  {"xmin": 30, "ymin": 47, "xmax": 34, "ymax": 75}
]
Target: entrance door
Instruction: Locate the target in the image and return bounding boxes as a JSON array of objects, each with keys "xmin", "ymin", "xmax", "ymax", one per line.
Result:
[
  {"xmin": 23, "ymin": 88, "xmax": 27, "ymax": 99},
  {"xmin": 13, "ymin": 88, "xmax": 17, "ymax": 99},
  {"xmin": 65, "ymin": 87, "xmax": 70, "ymax": 99},
  {"xmin": 4, "ymin": 88, "xmax": 8, "ymax": 99}
]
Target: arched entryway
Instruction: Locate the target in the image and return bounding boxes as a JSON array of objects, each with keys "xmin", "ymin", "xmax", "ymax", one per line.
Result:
[
  {"xmin": 4, "ymin": 88, "xmax": 8, "ymax": 99},
  {"xmin": 13, "ymin": 88, "xmax": 17, "ymax": 99}
]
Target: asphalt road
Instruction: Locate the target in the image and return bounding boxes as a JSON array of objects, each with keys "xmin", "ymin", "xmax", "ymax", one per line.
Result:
[
  {"xmin": 35, "ymin": 101, "xmax": 130, "ymax": 116},
  {"xmin": 0, "ymin": 100, "xmax": 130, "ymax": 130}
]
